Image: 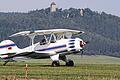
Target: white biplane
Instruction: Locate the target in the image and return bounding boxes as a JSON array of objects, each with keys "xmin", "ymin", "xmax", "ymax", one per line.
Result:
[{"xmin": 0, "ymin": 29, "xmax": 87, "ymax": 66}]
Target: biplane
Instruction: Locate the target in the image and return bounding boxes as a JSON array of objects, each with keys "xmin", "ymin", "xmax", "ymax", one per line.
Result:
[{"xmin": 0, "ymin": 29, "xmax": 87, "ymax": 66}]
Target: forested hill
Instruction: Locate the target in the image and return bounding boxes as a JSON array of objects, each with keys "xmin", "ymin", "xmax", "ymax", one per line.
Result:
[{"xmin": 0, "ymin": 8, "xmax": 120, "ymax": 57}]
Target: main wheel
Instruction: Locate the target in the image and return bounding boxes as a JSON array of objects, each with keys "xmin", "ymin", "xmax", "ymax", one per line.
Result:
[
  {"xmin": 52, "ymin": 61, "xmax": 60, "ymax": 67},
  {"xmin": 66, "ymin": 60, "xmax": 74, "ymax": 66}
]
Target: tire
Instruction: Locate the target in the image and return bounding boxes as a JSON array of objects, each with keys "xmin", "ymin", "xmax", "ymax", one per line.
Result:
[
  {"xmin": 66, "ymin": 60, "xmax": 74, "ymax": 66},
  {"xmin": 52, "ymin": 61, "xmax": 60, "ymax": 67}
]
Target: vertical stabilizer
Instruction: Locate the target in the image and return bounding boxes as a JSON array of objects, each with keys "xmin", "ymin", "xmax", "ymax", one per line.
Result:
[{"xmin": 0, "ymin": 40, "xmax": 19, "ymax": 55}]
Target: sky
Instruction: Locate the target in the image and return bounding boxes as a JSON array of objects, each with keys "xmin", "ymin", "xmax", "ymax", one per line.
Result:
[{"xmin": 0, "ymin": 0, "xmax": 120, "ymax": 16}]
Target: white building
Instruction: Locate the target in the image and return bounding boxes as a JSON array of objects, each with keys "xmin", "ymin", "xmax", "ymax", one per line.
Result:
[
  {"xmin": 50, "ymin": 2, "xmax": 57, "ymax": 12},
  {"xmin": 80, "ymin": 9, "xmax": 84, "ymax": 16}
]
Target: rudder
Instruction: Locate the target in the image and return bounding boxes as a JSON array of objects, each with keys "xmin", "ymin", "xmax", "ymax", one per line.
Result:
[{"xmin": 0, "ymin": 40, "xmax": 19, "ymax": 55}]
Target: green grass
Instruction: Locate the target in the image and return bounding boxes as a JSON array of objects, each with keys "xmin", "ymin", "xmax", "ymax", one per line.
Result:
[{"xmin": 0, "ymin": 55, "xmax": 120, "ymax": 80}]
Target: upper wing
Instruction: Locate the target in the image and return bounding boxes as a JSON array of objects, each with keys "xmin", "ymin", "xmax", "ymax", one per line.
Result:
[
  {"xmin": 9, "ymin": 29, "xmax": 84, "ymax": 37},
  {"xmin": 9, "ymin": 31, "xmax": 31, "ymax": 37}
]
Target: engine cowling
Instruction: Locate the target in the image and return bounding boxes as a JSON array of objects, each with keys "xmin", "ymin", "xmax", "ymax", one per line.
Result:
[{"xmin": 67, "ymin": 38, "xmax": 84, "ymax": 53}]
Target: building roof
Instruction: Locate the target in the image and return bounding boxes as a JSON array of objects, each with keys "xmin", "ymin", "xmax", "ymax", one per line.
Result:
[{"xmin": 51, "ymin": 2, "xmax": 56, "ymax": 5}]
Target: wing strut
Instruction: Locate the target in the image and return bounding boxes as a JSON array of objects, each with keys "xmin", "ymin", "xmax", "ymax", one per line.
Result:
[{"xmin": 28, "ymin": 35, "xmax": 35, "ymax": 51}]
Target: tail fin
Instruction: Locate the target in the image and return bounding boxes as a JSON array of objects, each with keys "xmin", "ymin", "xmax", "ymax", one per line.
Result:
[{"xmin": 0, "ymin": 40, "xmax": 19, "ymax": 55}]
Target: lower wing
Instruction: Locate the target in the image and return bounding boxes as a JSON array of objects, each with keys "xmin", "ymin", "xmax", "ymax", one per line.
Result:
[{"xmin": 2, "ymin": 51, "xmax": 56, "ymax": 59}]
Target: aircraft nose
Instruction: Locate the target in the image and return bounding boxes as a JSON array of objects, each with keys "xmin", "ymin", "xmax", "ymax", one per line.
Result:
[{"xmin": 80, "ymin": 40, "xmax": 87, "ymax": 47}]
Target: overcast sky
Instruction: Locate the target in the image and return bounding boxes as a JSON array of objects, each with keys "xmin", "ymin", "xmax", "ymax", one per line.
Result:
[{"xmin": 0, "ymin": 0, "xmax": 120, "ymax": 16}]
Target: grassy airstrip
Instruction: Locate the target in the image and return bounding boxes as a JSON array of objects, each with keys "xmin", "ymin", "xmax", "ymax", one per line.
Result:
[{"xmin": 0, "ymin": 55, "xmax": 120, "ymax": 80}]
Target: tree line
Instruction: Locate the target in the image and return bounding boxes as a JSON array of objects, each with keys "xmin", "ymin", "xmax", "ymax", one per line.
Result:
[{"xmin": 0, "ymin": 8, "xmax": 120, "ymax": 57}]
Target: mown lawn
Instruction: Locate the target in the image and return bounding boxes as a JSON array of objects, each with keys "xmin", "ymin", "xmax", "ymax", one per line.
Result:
[{"xmin": 0, "ymin": 55, "xmax": 120, "ymax": 80}]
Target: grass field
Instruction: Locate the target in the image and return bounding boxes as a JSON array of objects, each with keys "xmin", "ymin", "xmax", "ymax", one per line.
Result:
[{"xmin": 0, "ymin": 55, "xmax": 120, "ymax": 80}]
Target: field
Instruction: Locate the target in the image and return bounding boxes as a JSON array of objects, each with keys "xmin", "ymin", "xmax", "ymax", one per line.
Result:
[{"xmin": 0, "ymin": 55, "xmax": 120, "ymax": 80}]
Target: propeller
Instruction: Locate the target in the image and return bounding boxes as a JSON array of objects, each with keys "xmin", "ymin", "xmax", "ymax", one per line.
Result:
[
  {"xmin": 80, "ymin": 49, "xmax": 84, "ymax": 57},
  {"xmin": 79, "ymin": 41, "xmax": 89, "ymax": 57},
  {"xmin": 74, "ymin": 49, "xmax": 84, "ymax": 57}
]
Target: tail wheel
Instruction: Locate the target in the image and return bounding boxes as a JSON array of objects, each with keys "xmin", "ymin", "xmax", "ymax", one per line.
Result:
[
  {"xmin": 66, "ymin": 60, "xmax": 74, "ymax": 66},
  {"xmin": 52, "ymin": 61, "xmax": 60, "ymax": 67}
]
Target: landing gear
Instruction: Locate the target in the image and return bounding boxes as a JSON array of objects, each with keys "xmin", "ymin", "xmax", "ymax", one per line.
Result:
[
  {"xmin": 59, "ymin": 55, "xmax": 74, "ymax": 66},
  {"xmin": 51, "ymin": 55, "xmax": 74, "ymax": 67},
  {"xmin": 52, "ymin": 61, "xmax": 60, "ymax": 67},
  {"xmin": 3, "ymin": 61, "xmax": 9, "ymax": 66},
  {"xmin": 66, "ymin": 59, "xmax": 74, "ymax": 66}
]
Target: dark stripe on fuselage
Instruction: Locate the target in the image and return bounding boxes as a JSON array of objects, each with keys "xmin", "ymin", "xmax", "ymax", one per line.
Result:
[
  {"xmin": 70, "ymin": 49, "xmax": 76, "ymax": 52},
  {"xmin": 69, "ymin": 40, "xmax": 75, "ymax": 42},
  {"xmin": 69, "ymin": 43, "xmax": 74, "ymax": 45},
  {"xmin": 0, "ymin": 44, "xmax": 16, "ymax": 49},
  {"xmin": 37, "ymin": 45, "xmax": 66, "ymax": 51},
  {"xmin": 69, "ymin": 46, "xmax": 75, "ymax": 48}
]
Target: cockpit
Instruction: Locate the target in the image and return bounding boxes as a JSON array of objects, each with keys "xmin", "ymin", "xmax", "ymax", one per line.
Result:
[{"xmin": 39, "ymin": 32, "xmax": 73, "ymax": 45}]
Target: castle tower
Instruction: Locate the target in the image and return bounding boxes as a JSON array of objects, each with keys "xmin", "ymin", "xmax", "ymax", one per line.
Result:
[
  {"xmin": 50, "ymin": 2, "xmax": 57, "ymax": 12},
  {"xmin": 80, "ymin": 9, "xmax": 84, "ymax": 16}
]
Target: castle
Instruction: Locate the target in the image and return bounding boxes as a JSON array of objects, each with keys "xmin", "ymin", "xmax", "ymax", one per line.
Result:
[{"xmin": 50, "ymin": 2, "xmax": 57, "ymax": 12}]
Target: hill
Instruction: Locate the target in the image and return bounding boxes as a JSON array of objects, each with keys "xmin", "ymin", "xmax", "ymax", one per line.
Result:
[{"xmin": 0, "ymin": 8, "xmax": 120, "ymax": 57}]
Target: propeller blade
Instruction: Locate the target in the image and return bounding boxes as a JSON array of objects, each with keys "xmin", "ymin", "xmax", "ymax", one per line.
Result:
[{"xmin": 80, "ymin": 49, "xmax": 84, "ymax": 57}]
